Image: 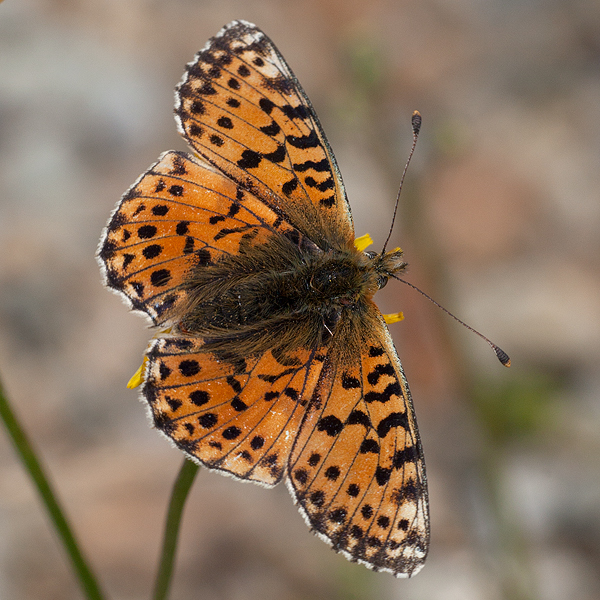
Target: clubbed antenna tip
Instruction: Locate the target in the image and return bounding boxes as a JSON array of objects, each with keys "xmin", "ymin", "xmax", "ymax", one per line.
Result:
[
  {"xmin": 492, "ymin": 345, "xmax": 511, "ymax": 368},
  {"xmin": 411, "ymin": 110, "xmax": 422, "ymax": 135}
]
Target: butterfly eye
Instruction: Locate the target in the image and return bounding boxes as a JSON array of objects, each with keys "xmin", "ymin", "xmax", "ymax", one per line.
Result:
[{"xmin": 377, "ymin": 275, "xmax": 389, "ymax": 289}]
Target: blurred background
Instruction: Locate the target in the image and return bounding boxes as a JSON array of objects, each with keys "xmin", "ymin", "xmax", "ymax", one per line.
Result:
[{"xmin": 1, "ymin": 0, "xmax": 599, "ymax": 598}]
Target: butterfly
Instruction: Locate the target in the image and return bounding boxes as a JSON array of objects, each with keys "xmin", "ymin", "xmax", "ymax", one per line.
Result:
[{"xmin": 98, "ymin": 20, "xmax": 429, "ymax": 577}]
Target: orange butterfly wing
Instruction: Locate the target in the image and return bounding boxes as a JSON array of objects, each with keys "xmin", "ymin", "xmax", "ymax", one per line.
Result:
[
  {"xmin": 99, "ymin": 150, "xmax": 312, "ymax": 324},
  {"xmin": 175, "ymin": 20, "xmax": 354, "ymax": 250},
  {"xmin": 145, "ymin": 336, "xmax": 327, "ymax": 486},
  {"xmin": 288, "ymin": 306, "xmax": 429, "ymax": 576}
]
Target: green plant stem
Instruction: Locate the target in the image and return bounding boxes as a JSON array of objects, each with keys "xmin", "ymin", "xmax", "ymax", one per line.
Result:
[
  {"xmin": 0, "ymin": 374, "xmax": 106, "ymax": 600},
  {"xmin": 153, "ymin": 458, "xmax": 200, "ymax": 600}
]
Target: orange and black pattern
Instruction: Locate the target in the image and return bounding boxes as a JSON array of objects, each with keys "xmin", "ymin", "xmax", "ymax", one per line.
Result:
[{"xmin": 99, "ymin": 20, "xmax": 429, "ymax": 577}]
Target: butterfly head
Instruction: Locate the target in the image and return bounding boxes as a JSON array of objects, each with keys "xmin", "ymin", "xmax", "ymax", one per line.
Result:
[{"xmin": 365, "ymin": 248, "xmax": 407, "ymax": 292}]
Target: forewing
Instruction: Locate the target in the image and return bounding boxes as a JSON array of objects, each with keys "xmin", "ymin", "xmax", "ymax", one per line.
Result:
[
  {"xmin": 176, "ymin": 20, "xmax": 354, "ymax": 248},
  {"xmin": 99, "ymin": 150, "xmax": 308, "ymax": 324},
  {"xmin": 287, "ymin": 306, "xmax": 429, "ymax": 577},
  {"xmin": 145, "ymin": 335, "xmax": 327, "ymax": 486}
]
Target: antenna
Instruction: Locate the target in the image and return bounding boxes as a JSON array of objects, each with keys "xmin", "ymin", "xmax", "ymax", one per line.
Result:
[
  {"xmin": 381, "ymin": 110, "xmax": 422, "ymax": 255},
  {"xmin": 383, "ymin": 111, "xmax": 509, "ymax": 367},
  {"xmin": 391, "ymin": 275, "xmax": 511, "ymax": 367}
]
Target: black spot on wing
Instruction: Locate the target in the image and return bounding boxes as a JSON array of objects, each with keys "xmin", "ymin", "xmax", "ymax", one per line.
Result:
[
  {"xmin": 150, "ymin": 269, "xmax": 171, "ymax": 287},
  {"xmin": 367, "ymin": 363, "xmax": 396, "ymax": 385},
  {"xmin": 360, "ymin": 439, "xmax": 379, "ymax": 454},
  {"xmin": 341, "ymin": 372, "xmax": 360, "ymax": 389},
  {"xmin": 179, "ymin": 360, "xmax": 200, "ymax": 377},
  {"xmin": 143, "ymin": 245, "xmax": 162, "ymax": 259},
  {"xmin": 260, "ymin": 120, "xmax": 281, "ymax": 136},
  {"xmin": 189, "ymin": 390, "xmax": 209, "ymax": 406},
  {"xmin": 347, "ymin": 410, "xmax": 372, "ymax": 429},
  {"xmin": 152, "ymin": 204, "xmax": 169, "ymax": 216},
  {"xmin": 237, "ymin": 64, "xmax": 250, "ymax": 77},
  {"xmin": 364, "ymin": 381, "xmax": 402, "ymax": 404},
  {"xmin": 347, "ymin": 483, "xmax": 360, "ymax": 497},
  {"xmin": 190, "ymin": 100, "xmax": 205, "ymax": 114},
  {"xmin": 308, "ymin": 453, "xmax": 321, "ymax": 466},
  {"xmin": 376, "ymin": 412, "xmax": 409, "ymax": 438},
  {"xmin": 168, "ymin": 185, "xmax": 184, "ymax": 196},
  {"xmin": 293, "ymin": 158, "xmax": 330, "ymax": 172},
  {"xmin": 122, "ymin": 254, "xmax": 135, "ymax": 269},
  {"xmin": 176, "ymin": 221, "xmax": 189, "ymax": 235},
  {"xmin": 237, "ymin": 149, "xmax": 262, "ymax": 169},
  {"xmin": 282, "ymin": 178, "xmax": 298, "ymax": 196},
  {"xmin": 375, "ymin": 466, "xmax": 391, "ymax": 486},
  {"xmin": 392, "ymin": 446, "xmax": 419, "ymax": 467},
  {"xmin": 305, "ymin": 176, "xmax": 334, "ymax": 192},
  {"xmin": 264, "ymin": 145, "xmax": 286, "ymax": 163},
  {"xmin": 259, "ymin": 97, "xmax": 275, "ymax": 114},
  {"xmin": 222, "ymin": 426, "xmax": 242, "ymax": 440},
  {"xmin": 282, "ymin": 104, "xmax": 309, "ymax": 120},
  {"xmin": 199, "ymin": 413, "xmax": 218, "ymax": 428},
  {"xmin": 138, "ymin": 225, "xmax": 157, "ymax": 239},
  {"xmin": 250, "ymin": 436, "xmax": 264, "ymax": 449},
  {"xmin": 217, "ymin": 116, "xmax": 233, "ymax": 129},
  {"xmin": 324, "ymin": 466, "xmax": 341, "ymax": 481},
  {"xmin": 287, "ymin": 130, "xmax": 319, "ymax": 149},
  {"xmin": 317, "ymin": 415, "xmax": 344, "ymax": 437}
]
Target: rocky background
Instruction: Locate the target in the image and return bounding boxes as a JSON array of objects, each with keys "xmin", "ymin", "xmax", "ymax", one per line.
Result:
[{"xmin": 1, "ymin": 0, "xmax": 599, "ymax": 598}]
